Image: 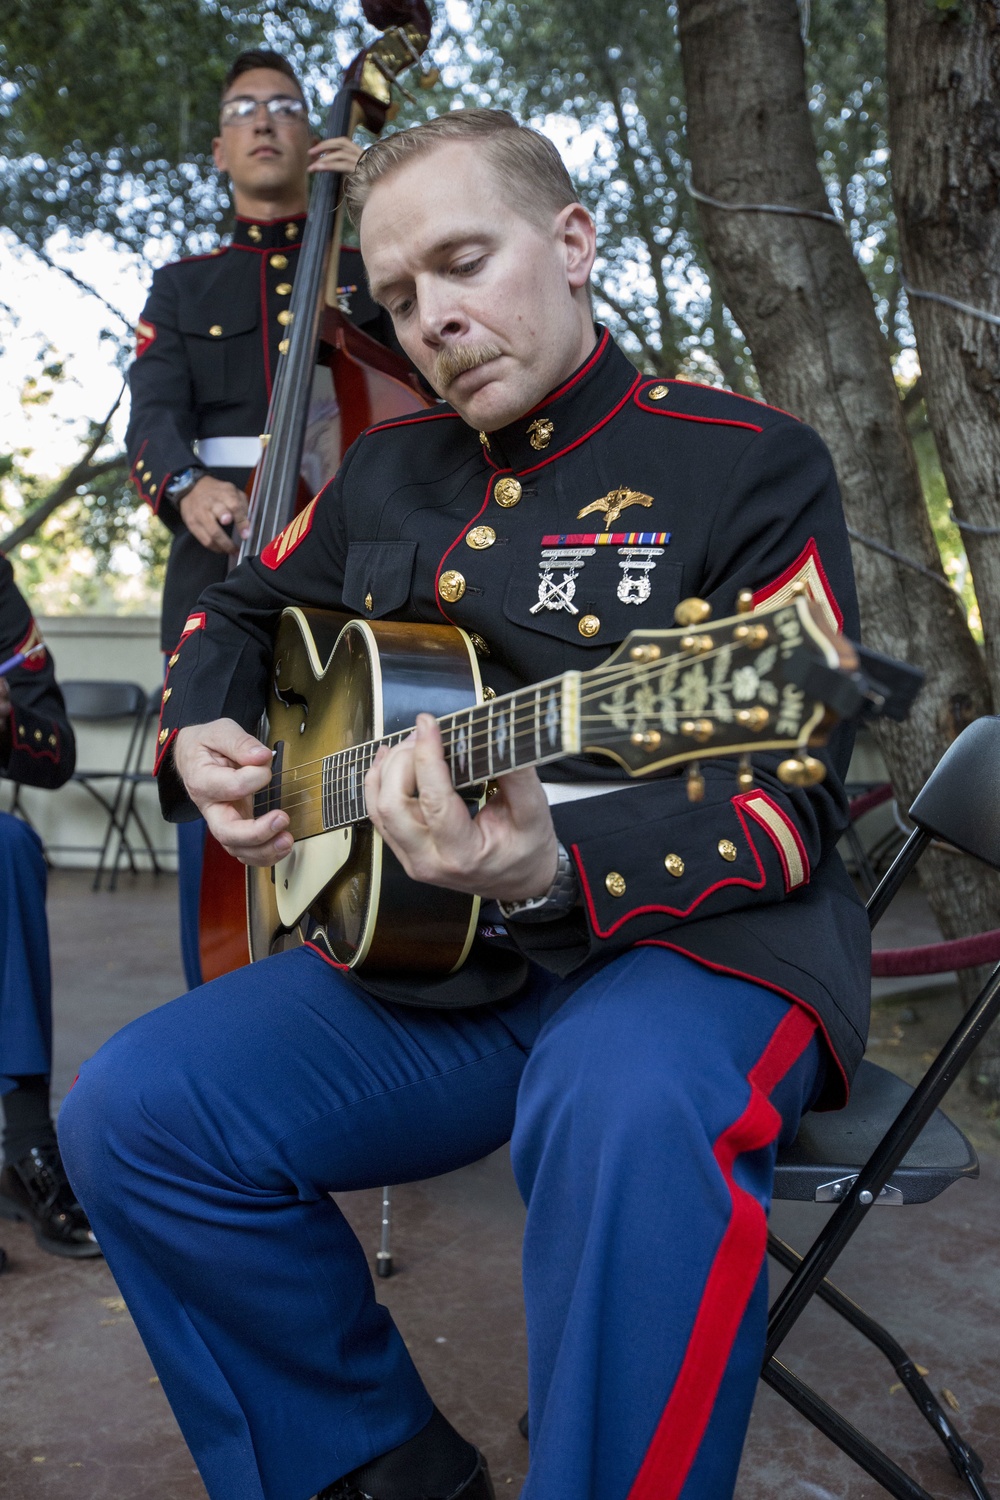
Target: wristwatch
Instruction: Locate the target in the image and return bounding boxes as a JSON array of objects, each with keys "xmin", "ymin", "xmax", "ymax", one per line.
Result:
[
  {"xmin": 499, "ymin": 841, "xmax": 579, "ymax": 924},
  {"xmin": 164, "ymin": 466, "xmax": 206, "ymax": 503}
]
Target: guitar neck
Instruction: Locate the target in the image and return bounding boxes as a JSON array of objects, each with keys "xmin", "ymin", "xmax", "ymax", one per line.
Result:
[{"xmin": 319, "ymin": 674, "xmax": 581, "ymax": 828}]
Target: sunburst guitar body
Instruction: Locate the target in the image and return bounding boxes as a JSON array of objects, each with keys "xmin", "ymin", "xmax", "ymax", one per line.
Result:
[{"xmin": 248, "ymin": 609, "xmax": 484, "ymax": 972}]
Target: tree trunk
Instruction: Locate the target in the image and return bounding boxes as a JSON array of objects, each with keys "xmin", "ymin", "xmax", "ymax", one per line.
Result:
[
  {"xmin": 675, "ymin": 0, "xmax": 1000, "ymax": 1093},
  {"xmin": 886, "ymin": 1, "xmax": 1000, "ymax": 703}
]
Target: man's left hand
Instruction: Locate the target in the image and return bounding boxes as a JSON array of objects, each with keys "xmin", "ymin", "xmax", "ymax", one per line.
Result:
[
  {"xmin": 365, "ymin": 713, "xmax": 559, "ymax": 903},
  {"xmin": 308, "ymin": 136, "xmax": 364, "ymax": 175}
]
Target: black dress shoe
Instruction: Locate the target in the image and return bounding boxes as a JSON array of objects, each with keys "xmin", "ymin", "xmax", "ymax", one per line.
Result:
[
  {"xmin": 318, "ymin": 1450, "xmax": 495, "ymax": 1500},
  {"xmin": 0, "ymin": 1145, "xmax": 101, "ymax": 1258}
]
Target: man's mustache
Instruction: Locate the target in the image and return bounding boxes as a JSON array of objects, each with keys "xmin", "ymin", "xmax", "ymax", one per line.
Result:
[{"xmin": 434, "ymin": 342, "xmax": 503, "ymax": 389}]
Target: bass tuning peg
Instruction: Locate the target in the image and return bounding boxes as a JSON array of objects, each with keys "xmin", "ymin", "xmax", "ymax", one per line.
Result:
[{"xmin": 686, "ymin": 762, "xmax": 705, "ymax": 802}]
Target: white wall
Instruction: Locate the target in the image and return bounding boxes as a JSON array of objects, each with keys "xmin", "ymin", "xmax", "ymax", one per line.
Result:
[{"xmin": 1, "ymin": 615, "xmax": 177, "ymax": 871}]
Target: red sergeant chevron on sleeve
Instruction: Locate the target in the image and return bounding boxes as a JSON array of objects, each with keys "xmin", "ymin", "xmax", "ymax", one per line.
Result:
[{"xmin": 260, "ymin": 497, "xmax": 319, "ymax": 570}]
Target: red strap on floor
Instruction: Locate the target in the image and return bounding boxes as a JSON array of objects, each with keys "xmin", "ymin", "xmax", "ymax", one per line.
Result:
[{"xmin": 872, "ymin": 928, "xmax": 1000, "ymax": 977}]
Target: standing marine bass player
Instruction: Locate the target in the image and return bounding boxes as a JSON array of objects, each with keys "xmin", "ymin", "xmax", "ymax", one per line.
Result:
[{"xmin": 62, "ymin": 109, "xmax": 871, "ymax": 1500}]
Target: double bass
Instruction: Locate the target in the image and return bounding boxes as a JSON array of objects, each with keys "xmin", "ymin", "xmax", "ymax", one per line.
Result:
[{"xmin": 198, "ymin": 0, "xmax": 438, "ymax": 981}]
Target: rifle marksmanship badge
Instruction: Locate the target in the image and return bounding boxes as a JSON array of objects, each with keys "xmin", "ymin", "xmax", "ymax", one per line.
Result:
[
  {"xmin": 616, "ymin": 545, "xmax": 666, "ymax": 604},
  {"xmin": 531, "ymin": 548, "xmax": 595, "ymax": 614}
]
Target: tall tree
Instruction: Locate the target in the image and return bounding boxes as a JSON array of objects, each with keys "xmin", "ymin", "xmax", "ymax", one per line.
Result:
[
  {"xmin": 886, "ymin": 0, "xmax": 1000, "ymax": 705},
  {"xmin": 675, "ymin": 0, "xmax": 1000, "ymax": 1093}
]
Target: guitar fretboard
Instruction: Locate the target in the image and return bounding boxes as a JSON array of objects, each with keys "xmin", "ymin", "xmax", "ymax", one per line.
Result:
[{"xmin": 318, "ymin": 674, "xmax": 580, "ymax": 830}]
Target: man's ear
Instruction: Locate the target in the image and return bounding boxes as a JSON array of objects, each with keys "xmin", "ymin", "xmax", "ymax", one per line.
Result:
[
  {"xmin": 212, "ymin": 135, "xmax": 227, "ymax": 172},
  {"xmin": 558, "ymin": 202, "xmax": 597, "ymax": 291}
]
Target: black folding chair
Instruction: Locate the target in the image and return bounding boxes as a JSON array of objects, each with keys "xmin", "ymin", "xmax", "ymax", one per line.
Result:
[
  {"xmin": 767, "ymin": 715, "xmax": 1000, "ymax": 1499},
  {"xmin": 48, "ymin": 680, "xmax": 164, "ymax": 890}
]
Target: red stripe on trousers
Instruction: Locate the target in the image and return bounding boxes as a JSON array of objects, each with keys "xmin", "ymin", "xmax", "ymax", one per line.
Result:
[{"xmin": 627, "ymin": 1003, "xmax": 817, "ymax": 1500}]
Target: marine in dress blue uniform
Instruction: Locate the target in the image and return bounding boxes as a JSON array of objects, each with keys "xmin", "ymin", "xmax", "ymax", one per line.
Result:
[
  {"xmin": 61, "ymin": 112, "xmax": 871, "ymax": 1500},
  {"xmin": 0, "ymin": 556, "xmax": 98, "ymax": 1258},
  {"xmin": 125, "ymin": 48, "xmax": 408, "ymax": 990}
]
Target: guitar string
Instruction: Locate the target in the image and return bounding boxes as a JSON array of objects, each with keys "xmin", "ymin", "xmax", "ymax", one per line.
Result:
[
  {"xmin": 273, "ymin": 691, "xmax": 794, "ymax": 830},
  {"xmin": 262, "ymin": 633, "xmax": 770, "ymax": 800},
  {"xmin": 272, "ymin": 697, "xmax": 780, "ymax": 824},
  {"xmin": 269, "ymin": 637, "xmax": 790, "ymax": 822}
]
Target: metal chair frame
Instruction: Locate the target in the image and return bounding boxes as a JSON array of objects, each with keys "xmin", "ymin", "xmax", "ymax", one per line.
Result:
[
  {"xmin": 766, "ymin": 717, "xmax": 1000, "ymax": 1500},
  {"xmin": 45, "ymin": 680, "xmax": 165, "ymax": 890}
]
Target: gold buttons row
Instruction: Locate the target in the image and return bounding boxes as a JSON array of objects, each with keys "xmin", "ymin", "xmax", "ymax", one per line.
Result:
[{"xmin": 606, "ymin": 838, "xmax": 741, "ymax": 900}]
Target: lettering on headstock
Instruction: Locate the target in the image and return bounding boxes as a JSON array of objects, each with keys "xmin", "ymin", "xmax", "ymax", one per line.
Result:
[
  {"xmin": 776, "ymin": 682, "xmax": 805, "ymax": 737},
  {"xmin": 773, "ymin": 604, "xmax": 805, "ymax": 655}
]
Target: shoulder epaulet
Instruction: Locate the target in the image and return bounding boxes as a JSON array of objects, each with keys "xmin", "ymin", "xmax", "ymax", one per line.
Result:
[
  {"xmin": 362, "ymin": 406, "xmax": 458, "ymax": 440},
  {"xmin": 160, "ymin": 246, "xmax": 229, "ymax": 271},
  {"xmin": 633, "ymin": 377, "xmax": 799, "ymax": 432}
]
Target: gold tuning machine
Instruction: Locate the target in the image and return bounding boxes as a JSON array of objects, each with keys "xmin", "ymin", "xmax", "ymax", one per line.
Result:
[
  {"xmin": 629, "ymin": 642, "xmax": 662, "ymax": 663},
  {"xmin": 777, "ymin": 755, "xmax": 827, "ymax": 788},
  {"xmin": 680, "ymin": 718, "xmax": 713, "ymax": 744},
  {"xmin": 686, "ymin": 762, "xmax": 705, "ymax": 802},
  {"xmin": 737, "ymin": 754, "xmax": 754, "ymax": 791},
  {"xmin": 630, "ymin": 729, "xmax": 662, "ymax": 750},
  {"xmin": 674, "ymin": 597, "xmax": 712, "ymax": 627},
  {"xmin": 733, "ymin": 622, "xmax": 770, "ymax": 649},
  {"xmin": 419, "ymin": 66, "xmax": 441, "ymax": 88},
  {"xmin": 736, "ymin": 589, "xmax": 755, "ymax": 615}
]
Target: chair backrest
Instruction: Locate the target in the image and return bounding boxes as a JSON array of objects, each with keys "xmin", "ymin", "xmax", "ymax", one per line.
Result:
[
  {"xmin": 60, "ymin": 680, "xmax": 148, "ymax": 722},
  {"xmin": 908, "ymin": 715, "xmax": 1000, "ymax": 870}
]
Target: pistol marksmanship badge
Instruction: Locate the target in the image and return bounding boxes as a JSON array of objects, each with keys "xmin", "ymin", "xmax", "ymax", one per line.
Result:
[
  {"xmin": 577, "ymin": 486, "xmax": 654, "ymax": 528},
  {"xmin": 617, "ymin": 546, "xmax": 665, "ymax": 605}
]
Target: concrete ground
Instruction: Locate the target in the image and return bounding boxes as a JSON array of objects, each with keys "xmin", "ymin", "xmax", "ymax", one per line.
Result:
[{"xmin": 0, "ymin": 870, "xmax": 998, "ymax": 1500}]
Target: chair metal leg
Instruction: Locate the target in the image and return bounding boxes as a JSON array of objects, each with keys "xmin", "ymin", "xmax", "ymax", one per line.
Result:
[
  {"xmin": 768, "ymin": 1233, "xmax": 991, "ymax": 1497},
  {"xmin": 766, "ymin": 956, "xmax": 1000, "ymax": 1360},
  {"xmin": 376, "ymin": 1185, "xmax": 394, "ymax": 1278},
  {"xmin": 762, "ymin": 1358, "xmax": 939, "ymax": 1500}
]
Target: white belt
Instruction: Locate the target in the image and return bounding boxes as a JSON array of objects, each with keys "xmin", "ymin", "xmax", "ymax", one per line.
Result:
[
  {"xmin": 194, "ymin": 436, "xmax": 263, "ymax": 469},
  {"xmin": 543, "ymin": 781, "xmax": 640, "ymax": 805}
]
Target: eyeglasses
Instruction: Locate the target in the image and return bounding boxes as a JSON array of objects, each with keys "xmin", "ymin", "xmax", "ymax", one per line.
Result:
[{"xmin": 219, "ymin": 95, "xmax": 308, "ymax": 127}]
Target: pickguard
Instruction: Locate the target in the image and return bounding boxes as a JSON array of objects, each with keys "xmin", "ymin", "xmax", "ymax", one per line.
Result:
[{"xmin": 274, "ymin": 826, "xmax": 354, "ymax": 929}]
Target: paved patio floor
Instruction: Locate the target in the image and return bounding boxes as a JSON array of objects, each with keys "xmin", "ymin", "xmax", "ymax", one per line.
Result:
[{"xmin": 0, "ymin": 870, "xmax": 997, "ymax": 1499}]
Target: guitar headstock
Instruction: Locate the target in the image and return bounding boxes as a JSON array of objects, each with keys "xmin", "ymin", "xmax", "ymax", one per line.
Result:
[{"xmin": 584, "ymin": 592, "xmax": 875, "ymax": 788}]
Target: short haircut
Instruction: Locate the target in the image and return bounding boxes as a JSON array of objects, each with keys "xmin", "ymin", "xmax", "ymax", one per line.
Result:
[
  {"xmin": 344, "ymin": 108, "xmax": 579, "ymax": 228},
  {"xmin": 222, "ymin": 50, "xmax": 305, "ymax": 103}
]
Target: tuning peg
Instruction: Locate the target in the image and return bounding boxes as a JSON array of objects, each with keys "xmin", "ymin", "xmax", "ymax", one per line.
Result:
[
  {"xmin": 419, "ymin": 65, "xmax": 440, "ymax": 88},
  {"xmin": 674, "ymin": 597, "xmax": 712, "ymax": 627},
  {"xmin": 629, "ymin": 642, "xmax": 662, "ymax": 663},
  {"xmin": 736, "ymin": 589, "xmax": 755, "ymax": 615},
  {"xmin": 777, "ymin": 755, "xmax": 827, "ymax": 787},
  {"xmin": 732, "ymin": 622, "xmax": 770, "ymax": 649},
  {"xmin": 737, "ymin": 754, "xmax": 754, "ymax": 791},
  {"xmin": 630, "ymin": 729, "xmax": 663, "ymax": 750},
  {"xmin": 681, "ymin": 718, "xmax": 713, "ymax": 744},
  {"xmin": 686, "ymin": 763, "xmax": 705, "ymax": 802}
]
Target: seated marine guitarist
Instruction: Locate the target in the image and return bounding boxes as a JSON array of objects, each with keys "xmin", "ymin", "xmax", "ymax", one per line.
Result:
[{"xmin": 61, "ymin": 109, "xmax": 871, "ymax": 1500}]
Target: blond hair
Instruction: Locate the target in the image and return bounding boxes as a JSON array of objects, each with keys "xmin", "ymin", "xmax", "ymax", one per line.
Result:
[{"xmin": 344, "ymin": 108, "xmax": 579, "ymax": 227}]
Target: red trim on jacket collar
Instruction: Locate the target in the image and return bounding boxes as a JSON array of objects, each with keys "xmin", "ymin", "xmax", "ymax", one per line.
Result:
[
  {"xmin": 518, "ymin": 374, "xmax": 642, "ymax": 476},
  {"xmin": 521, "ymin": 327, "xmax": 611, "ymax": 419},
  {"xmin": 626, "ymin": 1003, "xmax": 818, "ymax": 1500}
]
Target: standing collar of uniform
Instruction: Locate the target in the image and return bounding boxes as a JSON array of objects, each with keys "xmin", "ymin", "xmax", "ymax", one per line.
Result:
[
  {"xmin": 231, "ymin": 213, "xmax": 307, "ymax": 252},
  {"xmin": 475, "ymin": 328, "xmax": 640, "ymax": 474}
]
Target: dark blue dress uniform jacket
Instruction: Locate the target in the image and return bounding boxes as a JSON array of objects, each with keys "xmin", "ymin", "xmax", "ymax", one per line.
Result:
[
  {"xmin": 153, "ymin": 330, "xmax": 871, "ymax": 1108},
  {"xmin": 125, "ymin": 215, "xmax": 399, "ymax": 650},
  {"xmin": 0, "ymin": 556, "xmax": 75, "ymax": 791}
]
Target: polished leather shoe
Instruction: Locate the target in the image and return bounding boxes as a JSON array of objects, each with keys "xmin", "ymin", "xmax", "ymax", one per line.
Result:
[
  {"xmin": 318, "ymin": 1450, "xmax": 495, "ymax": 1500},
  {"xmin": 0, "ymin": 1145, "xmax": 101, "ymax": 1258}
]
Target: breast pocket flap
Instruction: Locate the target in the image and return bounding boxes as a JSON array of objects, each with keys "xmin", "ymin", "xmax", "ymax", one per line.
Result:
[{"xmin": 342, "ymin": 541, "xmax": 417, "ymax": 617}]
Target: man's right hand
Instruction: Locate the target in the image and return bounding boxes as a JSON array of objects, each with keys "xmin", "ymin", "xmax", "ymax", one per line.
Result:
[
  {"xmin": 173, "ymin": 720, "xmax": 292, "ymax": 866},
  {"xmin": 179, "ymin": 476, "xmax": 251, "ymax": 555}
]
